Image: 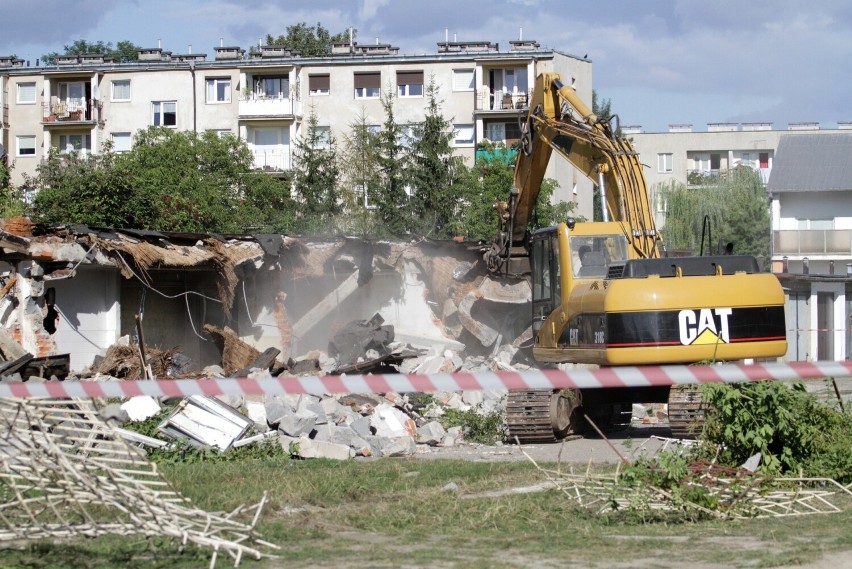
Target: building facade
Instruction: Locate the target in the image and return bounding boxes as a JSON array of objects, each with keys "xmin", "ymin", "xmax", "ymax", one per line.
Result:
[{"xmin": 0, "ymin": 40, "xmax": 595, "ymax": 219}]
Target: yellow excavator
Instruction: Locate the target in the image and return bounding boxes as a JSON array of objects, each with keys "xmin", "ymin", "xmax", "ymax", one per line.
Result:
[{"xmin": 485, "ymin": 72, "xmax": 787, "ymax": 440}]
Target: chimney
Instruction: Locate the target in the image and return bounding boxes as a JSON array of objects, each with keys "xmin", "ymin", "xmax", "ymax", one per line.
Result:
[{"xmin": 519, "ymin": 27, "xmax": 523, "ymax": 40}]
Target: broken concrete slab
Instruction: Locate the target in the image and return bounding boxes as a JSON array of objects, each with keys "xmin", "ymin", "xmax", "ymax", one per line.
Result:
[
  {"xmin": 416, "ymin": 421, "xmax": 447, "ymax": 446},
  {"xmin": 276, "ymin": 408, "xmax": 317, "ymax": 438},
  {"xmin": 370, "ymin": 403, "xmax": 416, "ymax": 438},
  {"xmin": 121, "ymin": 396, "xmax": 161, "ymax": 422},
  {"xmin": 292, "ymin": 435, "xmax": 354, "ymax": 460}
]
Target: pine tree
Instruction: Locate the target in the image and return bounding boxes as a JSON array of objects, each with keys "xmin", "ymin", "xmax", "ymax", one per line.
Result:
[
  {"xmin": 408, "ymin": 79, "xmax": 463, "ymax": 237},
  {"xmin": 373, "ymin": 89, "xmax": 412, "ymax": 237},
  {"xmin": 339, "ymin": 110, "xmax": 383, "ymax": 235},
  {"xmin": 291, "ymin": 109, "xmax": 341, "ymax": 234}
]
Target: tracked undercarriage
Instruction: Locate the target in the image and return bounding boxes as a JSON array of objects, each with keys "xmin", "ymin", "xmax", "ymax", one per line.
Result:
[{"xmin": 506, "ymin": 386, "xmax": 707, "ymax": 443}]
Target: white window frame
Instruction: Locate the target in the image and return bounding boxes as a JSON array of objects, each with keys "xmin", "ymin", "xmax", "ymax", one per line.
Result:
[
  {"xmin": 354, "ymin": 72, "xmax": 381, "ymax": 99},
  {"xmin": 396, "ymin": 72, "xmax": 424, "ymax": 98},
  {"xmin": 210, "ymin": 129, "xmax": 233, "ymax": 139},
  {"xmin": 16, "ymin": 82, "xmax": 36, "ymax": 104},
  {"xmin": 453, "ymin": 123, "xmax": 474, "ymax": 147},
  {"xmin": 152, "ymin": 101, "xmax": 177, "ymax": 127},
  {"xmin": 206, "ymin": 77, "xmax": 232, "ymax": 103},
  {"xmin": 111, "ymin": 80, "xmax": 131, "ymax": 102},
  {"xmin": 111, "ymin": 132, "xmax": 132, "ymax": 153},
  {"xmin": 16, "ymin": 135, "xmax": 36, "ymax": 157},
  {"xmin": 657, "ymin": 153, "xmax": 673, "ymax": 173},
  {"xmin": 452, "ymin": 69, "xmax": 475, "ymax": 91},
  {"xmin": 59, "ymin": 134, "xmax": 91, "ymax": 155}
]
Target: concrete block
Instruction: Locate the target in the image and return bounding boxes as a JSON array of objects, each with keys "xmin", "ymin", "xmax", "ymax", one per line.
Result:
[
  {"xmin": 245, "ymin": 399, "xmax": 269, "ymax": 432},
  {"xmin": 330, "ymin": 427, "xmax": 372, "ymax": 456},
  {"xmin": 416, "ymin": 421, "xmax": 447, "ymax": 445},
  {"xmin": 297, "ymin": 395, "xmax": 328, "ymax": 425},
  {"xmin": 295, "ymin": 437, "xmax": 354, "ymax": 460},
  {"xmin": 277, "ymin": 409, "xmax": 317, "ymax": 437},
  {"xmin": 320, "ymin": 397, "xmax": 346, "ymax": 421},
  {"xmin": 346, "ymin": 415, "xmax": 372, "ymax": 438},
  {"xmin": 370, "ymin": 403, "xmax": 416, "ymax": 438},
  {"xmin": 264, "ymin": 399, "xmax": 290, "ymax": 426},
  {"xmin": 373, "ymin": 436, "xmax": 416, "ymax": 457}
]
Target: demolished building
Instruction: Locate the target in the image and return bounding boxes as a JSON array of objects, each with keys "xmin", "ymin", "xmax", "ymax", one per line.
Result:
[{"xmin": 0, "ymin": 217, "xmax": 532, "ymax": 376}]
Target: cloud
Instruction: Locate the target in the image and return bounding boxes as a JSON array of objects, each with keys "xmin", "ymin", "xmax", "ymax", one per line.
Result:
[{"xmin": 0, "ymin": 0, "xmax": 121, "ymax": 49}]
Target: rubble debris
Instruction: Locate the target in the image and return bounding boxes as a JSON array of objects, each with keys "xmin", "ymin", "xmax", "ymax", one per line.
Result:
[
  {"xmin": 0, "ymin": 397, "xmax": 278, "ymax": 566},
  {"xmin": 89, "ymin": 344, "xmax": 178, "ymax": 380},
  {"xmin": 120, "ymin": 396, "xmax": 161, "ymax": 422},
  {"xmin": 328, "ymin": 313, "xmax": 394, "ymax": 367},
  {"xmin": 204, "ymin": 324, "xmax": 265, "ymax": 376}
]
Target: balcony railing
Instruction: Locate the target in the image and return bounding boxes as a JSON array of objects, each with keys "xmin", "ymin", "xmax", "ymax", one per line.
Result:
[
  {"xmin": 773, "ymin": 229, "xmax": 852, "ymax": 256},
  {"xmin": 474, "ymin": 89, "xmax": 530, "ymax": 111},
  {"xmin": 238, "ymin": 94, "xmax": 299, "ymax": 118},
  {"xmin": 251, "ymin": 150, "xmax": 290, "ymax": 172},
  {"xmin": 42, "ymin": 99, "xmax": 101, "ymax": 124},
  {"xmin": 687, "ymin": 167, "xmax": 771, "ymax": 187}
]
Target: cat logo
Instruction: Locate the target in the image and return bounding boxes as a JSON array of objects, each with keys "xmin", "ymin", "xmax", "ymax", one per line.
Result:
[{"xmin": 678, "ymin": 308, "xmax": 732, "ymax": 346}]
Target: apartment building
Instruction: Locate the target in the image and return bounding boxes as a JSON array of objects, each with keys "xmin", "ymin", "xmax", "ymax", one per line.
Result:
[{"xmin": 0, "ymin": 40, "xmax": 595, "ymax": 218}]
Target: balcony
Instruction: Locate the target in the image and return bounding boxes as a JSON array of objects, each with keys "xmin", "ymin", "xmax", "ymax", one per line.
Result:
[
  {"xmin": 474, "ymin": 89, "xmax": 529, "ymax": 112},
  {"xmin": 687, "ymin": 167, "xmax": 771, "ymax": 187},
  {"xmin": 251, "ymin": 150, "xmax": 290, "ymax": 172},
  {"xmin": 42, "ymin": 99, "xmax": 101, "ymax": 125},
  {"xmin": 773, "ymin": 229, "xmax": 852, "ymax": 256},
  {"xmin": 238, "ymin": 95, "xmax": 299, "ymax": 119}
]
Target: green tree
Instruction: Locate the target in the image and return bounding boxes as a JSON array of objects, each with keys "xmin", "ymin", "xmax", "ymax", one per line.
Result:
[
  {"xmin": 291, "ymin": 109, "xmax": 341, "ymax": 234},
  {"xmin": 0, "ymin": 153, "xmax": 26, "ymax": 219},
  {"xmin": 42, "ymin": 40, "xmax": 140, "ymax": 64},
  {"xmin": 264, "ymin": 22, "xmax": 352, "ymax": 57},
  {"xmin": 30, "ymin": 142, "xmax": 138, "ymax": 227},
  {"xmin": 449, "ymin": 153, "xmax": 570, "ymax": 242},
  {"xmin": 339, "ymin": 111, "xmax": 383, "ymax": 235},
  {"xmin": 373, "ymin": 89, "xmax": 412, "ymax": 236},
  {"xmin": 408, "ymin": 79, "xmax": 463, "ymax": 237},
  {"xmin": 659, "ymin": 166, "xmax": 770, "ymax": 261},
  {"xmin": 29, "ymin": 128, "xmax": 295, "ymax": 233}
]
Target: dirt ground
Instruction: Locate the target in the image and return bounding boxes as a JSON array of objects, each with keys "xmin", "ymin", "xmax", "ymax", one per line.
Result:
[{"xmin": 413, "ymin": 423, "xmax": 680, "ymax": 465}]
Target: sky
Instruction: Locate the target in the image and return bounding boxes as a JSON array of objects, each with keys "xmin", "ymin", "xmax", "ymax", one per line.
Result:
[{"xmin": 2, "ymin": 0, "xmax": 851, "ymax": 133}]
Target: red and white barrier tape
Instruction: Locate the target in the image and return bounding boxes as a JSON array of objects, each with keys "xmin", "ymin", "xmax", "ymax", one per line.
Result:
[{"xmin": 1, "ymin": 361, "xmax": 850, "ymax": 400}]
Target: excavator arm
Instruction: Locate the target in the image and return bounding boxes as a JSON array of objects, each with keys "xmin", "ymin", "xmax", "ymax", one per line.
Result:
[{"xmin": 487, "ymin": 72, "xmax": 659, "ymax": 272}]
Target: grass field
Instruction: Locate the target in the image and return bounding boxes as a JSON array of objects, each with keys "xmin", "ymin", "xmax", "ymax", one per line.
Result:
[{"xmin": 1, "ymin": 457, "xmax": 850, "ymax": 568}]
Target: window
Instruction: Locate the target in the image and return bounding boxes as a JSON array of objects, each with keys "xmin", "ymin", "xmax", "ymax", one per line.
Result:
[
  {"xmin": 657, "ymin": 153, "xmax": 673, "ymax": 173},
  {"xmin": 453, "ymin": 69, "xmax": 474, "ymax": 91},
  {"xmin": 453, "ymin": 124, "xmax": 474, "ymax": 146},
  {"xmin": 354, "ymin": 72, "xmax": 381, "ymax": 98},
  {"xmin": 313, "ymin": 126, "xmax": 331, "ymax": 148},
  {"xmin": 112, "ymin": 132, "xmax": 132, "ymax": 153},
  {"xmin": 710, "ymin": 153, "xmax": 721, "ymax": 170},
  {"xmin": 253, "ymin": 76, "xmax": 289, "ymax": 98},
  {"xmin": 206, "ymin": 78, "xmax": 231, "ymax": 103},
  {"xmin": 759, "ymin": 152, "xmax": 769, "ymax": 168},
  {"xmin": 211, "ymin": 129, "xmax": 233, "ymax": 138},
  {"xmin": 153, "ymin": 101, "xmax": 177, "ymax": 126},
  {"xmin": 59, "ymin": 134, "xmax": 91, "ymax": 155},
  {"xmin": 17, "ymin": 82, "xmax": 36, "ymax": 104},
  {"xmin": 16, "ymin": 135, "xmax": 36, "ymax": 156},
  {"xmin": 309, "ymin": 74, "xmax": 330, "ymax": 95},
  {"xmin": 59, "ymin": 82, "xmax": 86, "ymax": 104},
  {"xmin": 396, "ymin": 71, "xmax": 423, "ymax": 97},
  {"xmin": 111, "ymin": 80, "xmax": 131, "ymax": 102}
]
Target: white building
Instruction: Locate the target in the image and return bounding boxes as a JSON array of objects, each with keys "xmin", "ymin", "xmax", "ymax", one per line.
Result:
[
  {"xmin": 767, "ymin": 133, "xmax": 852, "ymax": 362},
  {"xmin": 1, "ymin": 39, "xmax": 595, "ymax": 219}
]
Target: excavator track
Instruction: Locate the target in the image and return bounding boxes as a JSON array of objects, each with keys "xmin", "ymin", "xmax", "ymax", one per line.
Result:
[
  {"xmin": 505, "ymin": 389, "xmax": 577, "ymax": 443},
  {"xmin": 668, "ymin": 386, "xmax": 707, "ymax": 439}
]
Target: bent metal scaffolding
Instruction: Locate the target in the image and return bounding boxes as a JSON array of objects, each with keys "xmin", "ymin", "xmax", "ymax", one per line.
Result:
[{"xmin": 0, "ymin": 397, "xmax": 279, "ymax": 568}]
